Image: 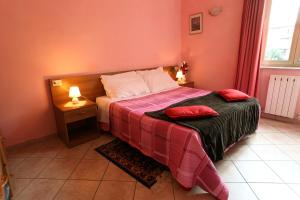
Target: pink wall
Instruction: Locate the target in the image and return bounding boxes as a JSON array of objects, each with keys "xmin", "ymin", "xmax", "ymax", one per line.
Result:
[
  {"xmin": 258, "ymin": 68, "xmax": 300, "ymax": 118},
  {"xmin": 181, "ymin": 0, "xmax": 244, "ymax": 90},
  {"xmin": 0, "ymin": 0, "xmax": 181, "ymax": 146},
  {"xmin": 4, "ymin": 0, "xmax": 297, "ymax": 146}
]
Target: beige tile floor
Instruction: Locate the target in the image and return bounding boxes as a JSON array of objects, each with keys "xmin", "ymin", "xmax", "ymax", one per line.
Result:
[{"xmin": 7, "ymin": 118, "xmax": 300, "ymax": 200}]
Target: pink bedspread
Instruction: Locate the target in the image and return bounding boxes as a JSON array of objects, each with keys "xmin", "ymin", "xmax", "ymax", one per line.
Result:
[{"xmin": 109, "ymin": 87, "xmax": 229, "ymax": 200}]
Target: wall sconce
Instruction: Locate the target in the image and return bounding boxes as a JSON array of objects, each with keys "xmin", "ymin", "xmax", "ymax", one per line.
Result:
[{"xmin": 209, "ymin": 6, "xmax": 223, "ymax": 16}]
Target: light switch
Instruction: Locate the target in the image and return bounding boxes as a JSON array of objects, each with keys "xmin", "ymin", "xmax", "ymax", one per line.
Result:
[{"xmin": 52, "ymin": 79, "xmax": 62, "ymax": 87}]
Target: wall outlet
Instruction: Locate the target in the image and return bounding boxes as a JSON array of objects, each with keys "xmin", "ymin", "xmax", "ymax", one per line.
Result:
[{"xmin": 52, "ymin": 80, "xmax": 62, "ymax": 87}]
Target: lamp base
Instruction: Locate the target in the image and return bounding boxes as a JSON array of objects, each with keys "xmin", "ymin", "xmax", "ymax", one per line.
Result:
[
  {"xmin": 72, "ymin": 97, "xmax": 79, "ymax": 104},
  {"xmin": 177, "ymin": 77, "xmax": 186, "ymax": 84}
]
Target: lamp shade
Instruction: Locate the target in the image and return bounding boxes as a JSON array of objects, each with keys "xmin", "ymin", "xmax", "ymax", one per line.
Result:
[
  {"xmin": 176, "ymin": 70, "xmax": 184, "ymax": 79},
  {"xmin": 69, "ymin": 86, "xmax": 81, "ymax": 98}
]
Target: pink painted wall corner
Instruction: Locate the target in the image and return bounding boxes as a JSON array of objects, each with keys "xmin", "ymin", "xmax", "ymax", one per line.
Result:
[{"xmin": 181, "ymin": 0, "xmax": 244, "ymax": 91}]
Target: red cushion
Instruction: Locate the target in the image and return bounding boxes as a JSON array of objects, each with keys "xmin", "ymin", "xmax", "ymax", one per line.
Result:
[
  {"xmin": 164, "ymin": 105, "xmax": 219, "ymax": 119},
  {"xmin": 218, "ymin": 89, "xmax": 250, "ymax": 102}
]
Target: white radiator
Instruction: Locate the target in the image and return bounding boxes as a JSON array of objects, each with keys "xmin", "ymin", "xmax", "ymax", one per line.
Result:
[{"xmin": 265, "ymin": 75, "xmax": 300, "ymax": 118}]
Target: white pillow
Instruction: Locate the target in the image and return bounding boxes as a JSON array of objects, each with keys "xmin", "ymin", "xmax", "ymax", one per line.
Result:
[
  {"xmin": 137, "ymin": 67, "xmax": 179, "ymax": 93},
  {"xmin": 101, "ymin": 71, "xmax": 150, "ymax": 98}
]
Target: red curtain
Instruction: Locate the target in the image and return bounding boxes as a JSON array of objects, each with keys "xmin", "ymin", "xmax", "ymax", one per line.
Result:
[{"xmin": 235, "ymin": 0, "xmax": 267, "ymax": 96}]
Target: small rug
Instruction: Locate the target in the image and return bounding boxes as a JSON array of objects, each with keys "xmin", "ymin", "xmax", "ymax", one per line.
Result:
[{"xmin": 95, "ymin": 138, "xmax": 167, "ymax": 188}]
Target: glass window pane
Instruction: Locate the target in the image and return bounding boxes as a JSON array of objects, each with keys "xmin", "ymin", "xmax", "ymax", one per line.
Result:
[{"xmin": 264, "ymin": 0, "xmax": 300, "ymax": 61}]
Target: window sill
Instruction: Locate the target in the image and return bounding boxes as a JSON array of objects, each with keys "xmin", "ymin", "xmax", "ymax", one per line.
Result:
[{"xmin": 261, "ymin": 66, "xmax": 300, "ymax": 70}]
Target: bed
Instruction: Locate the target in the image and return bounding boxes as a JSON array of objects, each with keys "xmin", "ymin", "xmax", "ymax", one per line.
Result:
[
  {"xmin": 49, "ymin": 66, "xmax": 259, "ymax": 200},
  {"xmin": 97, "ymin": 87, "xmax": 229, "ymax": 200}
]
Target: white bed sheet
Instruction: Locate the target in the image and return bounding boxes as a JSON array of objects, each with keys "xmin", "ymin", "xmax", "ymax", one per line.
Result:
[{"xmin": 96, "ymin": 96, "xmax": 116, "ymax": 124}]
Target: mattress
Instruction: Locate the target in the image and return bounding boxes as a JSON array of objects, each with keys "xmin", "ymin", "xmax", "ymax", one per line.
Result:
[{"xmin": 96, "ymin": 96, "xmax": 115, "ymax": 124}]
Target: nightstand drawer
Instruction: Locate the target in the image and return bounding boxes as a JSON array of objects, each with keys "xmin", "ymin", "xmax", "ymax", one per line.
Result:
[{"xmin": 64, "ymin": 106, "xmax": 97, "ymax": 123}]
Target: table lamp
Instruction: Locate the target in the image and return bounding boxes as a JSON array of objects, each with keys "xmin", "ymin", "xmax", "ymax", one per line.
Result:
[
  {"xmin": 176, "ymin": 70, "xmax": 186, "ymax": 84},
  {"xmin": 69, "ymin": 86, "xmax": 81, "ymax": 104}
]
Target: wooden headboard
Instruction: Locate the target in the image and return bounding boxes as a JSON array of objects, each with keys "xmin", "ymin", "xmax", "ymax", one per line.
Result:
[{"xmin": 49, "ymin": 66, "xmax": 177, "ymax": 105}]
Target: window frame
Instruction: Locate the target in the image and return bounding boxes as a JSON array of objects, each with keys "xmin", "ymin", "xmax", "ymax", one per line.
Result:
[{"xmin": 262, "ymin": 0, "xmax": 300, "ymax": 68}]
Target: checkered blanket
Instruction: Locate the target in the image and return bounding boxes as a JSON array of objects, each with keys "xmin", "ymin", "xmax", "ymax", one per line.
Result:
[{"xmin": 109, "ymin": 87, "xmax": 228, "ymax": 200}]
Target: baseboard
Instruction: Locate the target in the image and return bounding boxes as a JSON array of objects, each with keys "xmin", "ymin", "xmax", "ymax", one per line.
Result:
[
  {"xmin": 5, "ymin": 133, "xmax": 57, "ymax": 151},
  {"xmin": 6, "ymin": 125, "xmax": 110, "ymax": 151},
  {"xmin": 261, "ymin": 113, "xmax": 300, "ymax": 124}
]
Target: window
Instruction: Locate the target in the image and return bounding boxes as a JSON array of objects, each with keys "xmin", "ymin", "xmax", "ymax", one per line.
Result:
[{"xmin": 263, "ymin": 0, "xmax": 300, "ymax": 67}]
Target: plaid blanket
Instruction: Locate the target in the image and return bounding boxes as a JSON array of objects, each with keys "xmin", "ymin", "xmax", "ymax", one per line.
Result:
[
  {"xmin": 145, "ymin": 92, "xmax": 260, "ymax": 162},
  {"xmin": 109, "ymin": 87, "xmax": 229, "ymax": 200}
]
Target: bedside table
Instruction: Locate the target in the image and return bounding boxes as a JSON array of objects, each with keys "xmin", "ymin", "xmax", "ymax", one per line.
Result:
[
  {"xmin": 179, "ymin": 81, "xmax": 194, "ymax": 88},
  {"xmin": 53, "ymin": 99, "xmax": 100, "ymax": 148}
]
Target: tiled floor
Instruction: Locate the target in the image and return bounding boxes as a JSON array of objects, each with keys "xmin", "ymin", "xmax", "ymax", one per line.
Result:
[{"xmin": 7, "ymin": 118, "xmax": 300, "ymax": 200}]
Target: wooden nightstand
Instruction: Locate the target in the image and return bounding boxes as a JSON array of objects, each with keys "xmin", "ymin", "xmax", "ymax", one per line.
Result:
[
  {"xmin": 179, "ymin": 81, "xmax": 194, "ymax": 88},
  {"xmin": 53, "ymin": 99, "xmax": 99, "ymax": 148}
]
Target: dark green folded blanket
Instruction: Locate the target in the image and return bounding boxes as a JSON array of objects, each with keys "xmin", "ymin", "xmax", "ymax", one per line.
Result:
[{"xmin": 145, "ymin": 92, "xmax": 260, "ymax": 162}]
